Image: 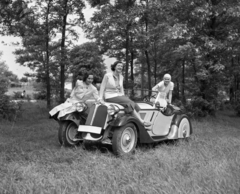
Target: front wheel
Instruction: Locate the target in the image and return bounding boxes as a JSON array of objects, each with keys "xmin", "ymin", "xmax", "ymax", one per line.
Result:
[
  {"xmin": 58, "ymin": 121, "xmax": 82, "ymax": 146},
  {"xmin": 112, "ymin": 123, "xmax": 137, "ymax": 156}
]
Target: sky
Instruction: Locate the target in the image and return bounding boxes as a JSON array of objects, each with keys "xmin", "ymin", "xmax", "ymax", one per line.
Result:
[{"xmin": 0, "ymin": 4, "xmax": 114, "ymax": 78}]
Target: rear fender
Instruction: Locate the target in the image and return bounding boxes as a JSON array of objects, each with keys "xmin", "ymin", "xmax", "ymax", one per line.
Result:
[
  {"xmin": 171, "ymin": 114, "xmax": 193, "ymax": 134},
  {"xmin": 59, "ymin": 112, "xmax": 86, "ymax": 126}
]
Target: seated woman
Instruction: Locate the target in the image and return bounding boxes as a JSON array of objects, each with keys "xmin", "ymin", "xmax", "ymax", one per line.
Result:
[
  {"xmin": 99, "ymin": 61, "xmax": 151, "ymax": 127},
  {"xmin": 49, "ymin": 72, "xmax": 99, "ymax": 119}
]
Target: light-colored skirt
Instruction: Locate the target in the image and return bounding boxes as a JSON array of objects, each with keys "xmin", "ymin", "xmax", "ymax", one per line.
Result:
[{"xmin": 49, "ymin": 98, "xmax": 76, "ymax": 119}]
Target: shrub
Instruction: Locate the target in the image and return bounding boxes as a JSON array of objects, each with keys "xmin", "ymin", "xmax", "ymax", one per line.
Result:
[
  {"xmin": 13, "ymin": 91, "xmax": 22, "ymax": 99},
  {"xmin": 233, "ymin": 90, "xmax": 240, "ymax": 116},
  {"xmin": 0, "ymin": 94, "xmax": 22, "ymax": 121},
  {"xmin": 10, "ymin": 83, "xmax": 22, "ymax": 87},
  {"xmin": 185, "ymin": 97, "xmax": 216, "ymax": 117},
  {"xmin": 33, "ymin": 91, "xmax": 46, "ymax": 100},
  {"xmin": 0, "ymin": 76, "xmax": 9, "ymax": 94}
]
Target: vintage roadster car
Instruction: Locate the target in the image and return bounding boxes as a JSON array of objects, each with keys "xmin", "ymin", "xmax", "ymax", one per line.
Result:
[{"xmin": 54, "ymin": 93, "xmax": 192, "ymax": 156}]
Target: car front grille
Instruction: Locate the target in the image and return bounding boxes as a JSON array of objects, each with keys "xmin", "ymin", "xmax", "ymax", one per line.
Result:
[{"xmin": 85, "ymin": 104, "xmax": 108, "ymax": 128}]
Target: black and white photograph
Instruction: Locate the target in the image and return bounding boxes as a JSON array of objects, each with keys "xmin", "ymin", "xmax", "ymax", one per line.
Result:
[{"xmin": 0, "ymin": 0, "xmax": 240, "ymax": 193}]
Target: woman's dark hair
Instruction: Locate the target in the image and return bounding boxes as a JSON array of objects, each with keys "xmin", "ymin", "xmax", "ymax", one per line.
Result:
[
  {"xmin": 111, "ymin": 61, "xmax": 122, "ymax": 71},
  {"xmin": 82, "ymin": 72, "xmax": 94, "ymax": 82}
]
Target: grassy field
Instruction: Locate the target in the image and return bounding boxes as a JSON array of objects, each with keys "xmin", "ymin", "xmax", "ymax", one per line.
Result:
[{"xmin": 0, "ymin": 102, "xmax": 240, "ymax": 194}]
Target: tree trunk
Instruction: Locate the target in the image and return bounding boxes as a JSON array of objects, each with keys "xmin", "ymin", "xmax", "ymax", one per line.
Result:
[
  {"xmin": 130, "ymin": 50, "xmax": 134, "ymax": 97},
  {"xmin": 60, "ymin": 0, "xmax": 68, "ymax": 103},
  {"xmin": 141, "ymin": 62, "xmax": 144, "ymax": 99},
  {"xmin": 153, "ymin": 42, "xmax": 157, "ymax": 85},
  {"xmin": 125, "ymin": 26, "xmax": 130, "ymax": 89},
  {"xmin": 45, "ymin": 0, "xmax": 51, "ymax": 109},
  {"xmin": 144, "ymin": 0, "xmax": 151, "ymax": 97},
  {"xmin": 176, "ymin": 79, "xmax": 180, "ymax": 99},
  {"xmin": 181, "ymin": 60, "xmax": 186, "ymax": 104},
  {"xmin": 145, "ymin": 50, "xmax": 151, "ymax": 97}
]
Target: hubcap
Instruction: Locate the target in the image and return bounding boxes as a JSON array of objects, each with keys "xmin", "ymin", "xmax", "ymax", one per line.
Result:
[
  {"xmin": 180, "ymin": 118, "xmax": 190, "ymax": 138},
  {"xmin": 121, "ymin": 127, "xmax": 135, "ymax": 153},
  {"xmin": 68, "ymin": 123, "xmax": 77, "ymax": 141},
  {"xmin": 182, "ymin": 129, "xmax": 187, "ymax": 138}
]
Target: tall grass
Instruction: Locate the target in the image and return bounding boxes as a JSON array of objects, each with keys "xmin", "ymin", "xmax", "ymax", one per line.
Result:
[{"xmin": 0, "ymin": 102, "xmax": 240, "ymax": 194}]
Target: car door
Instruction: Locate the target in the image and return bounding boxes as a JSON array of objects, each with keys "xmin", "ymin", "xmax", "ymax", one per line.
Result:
[{"xmin": 151, "ymin": 111, "xmax": 173, "ymax": 136}]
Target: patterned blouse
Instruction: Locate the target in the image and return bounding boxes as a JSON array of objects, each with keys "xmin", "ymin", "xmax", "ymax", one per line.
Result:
[{"xmin": 69, "ymin": 80, "xmax": 99, "ymax": 103}]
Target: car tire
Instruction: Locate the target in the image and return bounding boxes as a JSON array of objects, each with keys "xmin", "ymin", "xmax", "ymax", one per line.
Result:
[
  {"xmin": 178, "ymin": 117, "xmax": 191, "ymax": 138},
  {"xmin": 58, "ymin": 121, "xmax": 82, "ymax": 146},
  {"xmin": 112, "ymin": 123, "xmax": 137, "ymax": 156}
]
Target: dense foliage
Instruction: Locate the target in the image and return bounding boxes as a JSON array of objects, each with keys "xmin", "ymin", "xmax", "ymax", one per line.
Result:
[
  {"xmin": 85, "ymin": 0, "xmax": 240, "ymax": 116},
  {"xmin": 1, "ymin": 0, "xmax": 240, "ymax": 116},
  {"xmin": 0, "ymin": 53, "xmax": 22, "ymax": 121}
]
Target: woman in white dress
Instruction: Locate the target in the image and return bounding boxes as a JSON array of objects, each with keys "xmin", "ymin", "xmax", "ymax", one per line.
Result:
[{"xmin": 49, "ymin": 72, "xmax": 99, "ymax": 119}]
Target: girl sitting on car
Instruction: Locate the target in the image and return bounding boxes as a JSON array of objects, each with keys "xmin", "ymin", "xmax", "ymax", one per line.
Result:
[
  {"xmin": 98, "ymin": 61, "xmax": 151, "ymax": 127},
  {"xmin": 49, "ymin": 72, "xmax": 99, "ymax": 119}
]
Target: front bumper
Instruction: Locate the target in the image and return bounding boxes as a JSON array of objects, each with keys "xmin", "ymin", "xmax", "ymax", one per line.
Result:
[{"xmin": 78, "ymin": 125, "xmax": 102, "ymax": 134}]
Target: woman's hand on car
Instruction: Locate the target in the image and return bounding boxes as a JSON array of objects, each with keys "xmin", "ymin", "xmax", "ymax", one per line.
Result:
[{"xmin": 96, "ymin": 98, "xmax": 105, "ymax": 105}]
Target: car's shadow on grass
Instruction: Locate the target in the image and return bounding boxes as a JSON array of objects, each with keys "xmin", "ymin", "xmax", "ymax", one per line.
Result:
[
  {"xmin": 82, "ymin": 141, "xmax": 113, "ymax": 154},
  {"xmin": 77, "ymin": 139, "xmax": 181, "ymax": 156}
]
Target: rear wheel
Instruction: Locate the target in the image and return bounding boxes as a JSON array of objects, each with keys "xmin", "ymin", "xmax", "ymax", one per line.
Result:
[
  {"xmin": 58, "ymin": 121, "xmax": 82, "ymax": 146},
  {"xmin": 112, "ymin": 123, "xmax": 137, "ymax": 156},
  {"xmin": 178, "ymin": 117, "xmax": 191, "ymax": 138}
]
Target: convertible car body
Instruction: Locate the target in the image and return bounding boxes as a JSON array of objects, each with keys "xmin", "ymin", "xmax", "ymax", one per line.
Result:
[{"xmin": 59, "ymin": 97, "xmax": 193, "ymax": 156}]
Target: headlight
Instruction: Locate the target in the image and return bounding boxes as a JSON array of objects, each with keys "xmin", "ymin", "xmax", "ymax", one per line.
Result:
[
  {"xmin": 75, "ymin": 102, "xmax": 87, "ymax": 112},
  {"xmin": 107, "ymin": 104, "xmax": 119, "ymax": 116}
]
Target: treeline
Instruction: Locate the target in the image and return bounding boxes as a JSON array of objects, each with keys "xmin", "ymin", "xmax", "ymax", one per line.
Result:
[{"xmin": 1, "ymin": 0, "xmax": 240, "ymax": 116}]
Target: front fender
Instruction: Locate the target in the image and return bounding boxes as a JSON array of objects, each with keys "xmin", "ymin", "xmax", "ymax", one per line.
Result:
[
  {"xmin": 59, "ymin": 112, "xmax": 86, "ymax": 126},
  {"xmin": 110, "ymin": 115, "xmax": 155, "ymax": 144},
  {"xmin": 109, "ymin": 114, "xmax": 139, "ymax": 127}
]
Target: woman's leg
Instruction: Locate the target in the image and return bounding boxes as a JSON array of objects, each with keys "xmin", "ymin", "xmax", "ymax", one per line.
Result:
[
  {"xmin": 106, "ymin": 96, "xmax": 151, "ymax": 126},
  {"xmin": 132, "ymin": 109, "xmax": 143, "ymax": 122}
]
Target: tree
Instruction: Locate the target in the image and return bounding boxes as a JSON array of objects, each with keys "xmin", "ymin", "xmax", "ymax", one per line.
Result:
[
  {"xmin": 53, "ymin": 0, "xmax": 85, "ymax": 103},
  {"xmin": 85, "ymin": 0, "xmax": 139, "ymax": 89},
  {"xmin": 69, "ymin": 42, "xmax": 106, "ymax": 86},
  {"xmin": 12, "ymin": 0, "xmax": 86, "ymax": 107}
]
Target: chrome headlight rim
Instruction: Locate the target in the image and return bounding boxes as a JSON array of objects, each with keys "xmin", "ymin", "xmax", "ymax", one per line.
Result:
[
  {"xmin": 75, "ymin": 102, "xmax": 87, "ymax": 112},
  {"xmin": 107, "ymin": 104, "xmax": 120, "ymax": 116}
]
